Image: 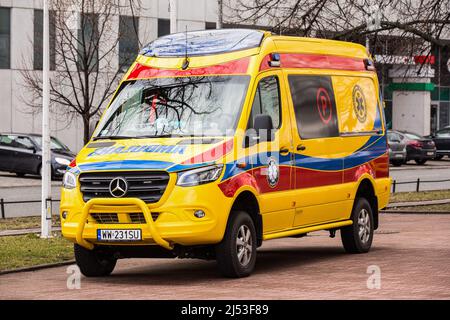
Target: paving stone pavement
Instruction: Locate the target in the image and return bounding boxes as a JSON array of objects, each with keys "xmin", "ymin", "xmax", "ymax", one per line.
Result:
[{"xmin": 0, "ymin": 214, "xmax": 449, "ymax": 300}]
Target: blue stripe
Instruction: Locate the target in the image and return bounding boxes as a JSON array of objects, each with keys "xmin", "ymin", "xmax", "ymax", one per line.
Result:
[
  {"xmin": 221, "ymin": 135, "xmax": 387, "ymax": 180},
  {"xmin": 76, "ymin": 159, "xmax": 214, "ymax": 173},
  {"xmin": 78, "ymin": 160, "xmax": 174, "ymax": 172}
]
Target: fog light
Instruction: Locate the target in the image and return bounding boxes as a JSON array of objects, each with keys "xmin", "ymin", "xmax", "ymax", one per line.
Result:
[
  {"xmin": 61, "ymin": 211, "xmax": 68, "ymax": 220},
  {"xmin": 194, "ymin": 210, "xmax": 205, "ymax": 218}
]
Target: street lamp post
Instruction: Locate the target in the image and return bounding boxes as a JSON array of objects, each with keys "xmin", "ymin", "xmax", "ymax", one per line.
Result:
[{"xmin": 41, "ymin": 0, "xmax": 52, "ymax": 238}]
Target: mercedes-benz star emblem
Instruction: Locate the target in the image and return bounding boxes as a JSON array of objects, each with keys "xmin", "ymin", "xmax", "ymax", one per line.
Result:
[{"xmin": 109, "ymin": 177, "xmax": 128, "ymax": 198}]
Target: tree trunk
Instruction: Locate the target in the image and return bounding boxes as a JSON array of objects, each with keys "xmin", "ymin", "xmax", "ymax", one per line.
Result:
[{"xmin": 83, "ymin": 116, "xmax": 91, "ymax": 145}]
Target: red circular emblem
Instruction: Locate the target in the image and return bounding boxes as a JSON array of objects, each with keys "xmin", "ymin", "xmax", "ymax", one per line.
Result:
[{"xmin": 316, "ymin": 88, "xmax": 332, "ymax": 124}]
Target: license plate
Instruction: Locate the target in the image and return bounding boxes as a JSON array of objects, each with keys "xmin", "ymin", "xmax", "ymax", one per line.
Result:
[
  {"xmin": 97, "ymin": 229, "xmax": 142, "ymax": 241},
  {"xmin": 395, "ymin": 154, "xmax": 403, "ymax": 158},
  {"xmin": 427, "ymin": 152, "xmax": 434, "ymax": 156}
]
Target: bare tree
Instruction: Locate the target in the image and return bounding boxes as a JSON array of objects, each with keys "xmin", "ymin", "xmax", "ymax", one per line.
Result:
[
  {"xmin": 226, "ymin": 0, "xmax": 450, "ymax": 54},
  {"xmin": 21, "ymin": 0, "xmax": 143, "ymax": 144}
]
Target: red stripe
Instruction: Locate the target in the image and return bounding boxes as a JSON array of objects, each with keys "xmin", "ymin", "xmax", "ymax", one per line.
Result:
[
  {"xmin": 127, "ymin": 58, "xmax": 250, "ymax": 80},
  {"xmin": 181, "ymin": 140, "xmax": 234, "ymax": 165},
  {"xmin": 218, "ymin": 155, "xmax": 388, "ymax": 197},
  {"xmin": 260, "ymin": 53, "xmax": 366, "ymax": 72}
]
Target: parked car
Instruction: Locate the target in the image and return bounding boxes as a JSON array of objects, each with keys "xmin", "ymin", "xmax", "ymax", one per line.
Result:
[
  {"xmin": 428, "ymin": 127, "xmax": 450, "ymax": 160},
  {"xmin": 393, "ymin": 130, "xmax": 436, "ymax": 165},
  {"xmin": 0, "ymin": 133, "xmax": 75, "ymax": 178},
  {"xmin": 387, "ymin": 130, "xmax": 407, "ymax": 166}
]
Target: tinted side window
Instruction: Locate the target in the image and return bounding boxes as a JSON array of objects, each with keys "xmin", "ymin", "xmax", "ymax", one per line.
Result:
[
  {"xmin": 436, "ymin": 129, "xmax": 450, "ymax": 137},
  {"xmin": 0, "ymin": 135, "xmax": 13, "ymax": 146},
  {"xmin": 288, "ymin": 75, "xmax": 339, "ymax": 139},
  {"xmin": 11, "ymin": 136, "xmax": 34, "ymax": 149},
  {"xmin": 248, "ymin": 76, "xmax": 281, "ymax": 129}
]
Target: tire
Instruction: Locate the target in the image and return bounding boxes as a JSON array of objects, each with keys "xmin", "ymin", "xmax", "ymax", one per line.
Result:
[
  {"xmin": 341, "ymin": 198, "xmax": 374, "ymax": 254},
  {"xmin": 215, "ymin": 211, "xmax": 257, "ymax": 278},
  {"xmin": 16, "ymin": 172, "xmax": 25, "ymax": 177},
  {"xmin": 74, "ymin": 244, "xmax": 117, "ymax": 277},
  {"xmin": 415, "ymin": 159, "xmax": 427, "ymax": 165},
  {"xmin": 434, "ymin": 155, "xmax": 444, "ymax": 160},
  {"xmin": 391, "ymin": 160, "xmax": 403, "ymax": 167}
]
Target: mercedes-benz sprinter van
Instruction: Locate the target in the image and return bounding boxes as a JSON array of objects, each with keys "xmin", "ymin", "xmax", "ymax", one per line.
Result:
[{"xmin": 60, "ymin": 29, "xmax": 390, "ymax": 278}]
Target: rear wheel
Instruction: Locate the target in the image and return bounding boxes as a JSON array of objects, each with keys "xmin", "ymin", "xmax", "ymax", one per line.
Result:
[
  {"xmin": 415, "ymin": 159, "xmax": 427, "ymax": 165},
  {"xmin": 341, "ymin": 197, "xmax": 374, "ymax": 253},
  {"xmin": 74, "ymin": 244, "xmax": 117, "ymax": 277},
  {"xmin": 215, "ymin": 211, "xmax": 257, "ymax": 278},
  {"xmin": 434, "ymin": 155, "xmax": 444, "ymax": 160},
  {"xmin": 391, "ymin": 160, "xmax": 403, "ymax": 167}
]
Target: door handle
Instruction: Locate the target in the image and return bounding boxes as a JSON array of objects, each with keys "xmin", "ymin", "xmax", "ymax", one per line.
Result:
[
  {"xmin": 279, "ymin": 147, "xmax": 290, "ymax": 155},
  {"xmin": 297, "ymin": 145, "xmax": 306, "ymax": 151}
]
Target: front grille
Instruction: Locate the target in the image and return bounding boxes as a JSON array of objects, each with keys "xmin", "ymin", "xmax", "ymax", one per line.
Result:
[
  {"xmin": 91, "ymin": 213, "xmax": 119, "ymax": 224},
  {"xmin": 91, "ymin": 212, "xmax": 158, "ymax": 224},
  {"xmin": 79, "ymin": 171, "xmax": 170, "ymax": 203},
  {"xmin": 129, "ymin": 212, "xmax": 159, "ymax": 222}
]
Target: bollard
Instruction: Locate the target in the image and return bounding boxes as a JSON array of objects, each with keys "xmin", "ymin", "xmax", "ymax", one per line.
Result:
[
  {"xmin": 1, "ymin": 198, "xmax": 5, "ymax": 219},
  {"xmin": 416, "ymin": 178, "xmax": 420, "ymax": 192},
  {"xmin": 392, "ymin": 180, "xmax": 396, "ymax": 193}
]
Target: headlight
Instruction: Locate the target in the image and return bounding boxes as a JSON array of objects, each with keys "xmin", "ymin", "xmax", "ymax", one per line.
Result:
[
  {"xmin": 62, "ymin": 171, "xmax": 77, "ymax": 189},
  {"xmin": 176, "ymin": 165, "xmax": 223, "ymax": 187},
  {"xmin": 55, "ymin": 157, "xmax": 71, "ymax": 166}
]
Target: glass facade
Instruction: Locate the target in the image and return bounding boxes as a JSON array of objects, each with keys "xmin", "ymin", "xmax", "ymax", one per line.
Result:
[
  {"xmin": 0, "ymin": 7, "xmax": 10, "ymax": 69},
  {"xmin": 119, "ymin": 15, "xmax": 139, "ymax": 70},
  {"xmin": 34, "ymin": 9, "xmax": 56, "ymax": 70}
]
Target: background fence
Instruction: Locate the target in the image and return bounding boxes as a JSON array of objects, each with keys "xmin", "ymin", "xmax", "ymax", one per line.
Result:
[{"xmin": 1, "ymin": 178, "xmax": 450, "ymax": 219}]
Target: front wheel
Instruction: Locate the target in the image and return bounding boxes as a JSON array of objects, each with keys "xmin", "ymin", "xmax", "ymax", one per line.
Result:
[
  {"xmin": 341, "ymin": 198, "xmax": 374, "ymax": 253},
  {"xmin": 415, "ymin": 159, "xmax": 427, "ymax": 165},
  {"xmin": 74, "ymin": 244, "xmax": 117, "ymax": 277},
  {"xmin": 215, "ymin": 211, "xmax": 257, "ymax": 278},
  {"xmin": 391, "ymin": 160, "xmax": 403, "ymax": 167}
]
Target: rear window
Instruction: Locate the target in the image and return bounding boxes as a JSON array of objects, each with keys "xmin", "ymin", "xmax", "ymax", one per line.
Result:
[{"xmin": 404, "ymin": 132, "xmax": 423, "ymax": 140}]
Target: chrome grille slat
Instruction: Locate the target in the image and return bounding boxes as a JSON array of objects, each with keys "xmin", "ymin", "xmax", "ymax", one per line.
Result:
[
  {"xmin": 91, "ymin": 213, "xmax": 119, "ymax": 224},
  {"xmin": 79, "ymin": 171, "xmax": 169, "ymax": 204}
]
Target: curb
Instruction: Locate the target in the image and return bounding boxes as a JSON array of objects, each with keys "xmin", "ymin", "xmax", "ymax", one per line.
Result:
[
  {"xmin": 390, "ymin": 165, "xmax": 450, "ymax": 171},
  {"xmin": 0, "ymin": 227, "xmax": 61, "ymax": 237},
  {"xmin": 381, "ymin": 210, "xmax": 450, "ymax": 214},
  {"xmin": 387, "ymin": 199, "xmax": 450, "ymax": 208},
  {"xmin": 0, "ymin": 260, "xmax": 75, "ymax": 276}
]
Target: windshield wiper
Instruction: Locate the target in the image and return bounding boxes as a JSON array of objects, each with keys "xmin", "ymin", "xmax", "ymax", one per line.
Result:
[{"xmin": 93, "ymin": 135, "xmax": 134, "ymax": 140}]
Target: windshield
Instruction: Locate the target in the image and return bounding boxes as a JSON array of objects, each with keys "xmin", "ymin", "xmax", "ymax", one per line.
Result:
[
  {"xmin": 33, "ymin": 136, "xmax": 70, "ymax": 151},
  {"xmin": 95, "ymin": 76, "xmax": 250, "ymax": 138},
  {"xmin": 404, "ymin": 132, "xmax": 423, "ymax": 140}
]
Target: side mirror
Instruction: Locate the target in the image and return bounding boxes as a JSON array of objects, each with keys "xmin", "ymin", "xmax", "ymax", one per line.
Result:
[
  {"xmin": 89, "ymin": 120, "xmax": 100, "ymax": 139},
  {"xmin": 254, "ymin": 114, "xmax": 274, "ymax": 142}
]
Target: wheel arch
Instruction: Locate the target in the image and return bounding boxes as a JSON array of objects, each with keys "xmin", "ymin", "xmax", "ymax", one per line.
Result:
[
  {"xmin": 354, "ymin": 178, "xmax": 379, "ymax": 230},
  {"xmin": 229, "ymin": 190, "xmax": 263, "ymax": 247}
]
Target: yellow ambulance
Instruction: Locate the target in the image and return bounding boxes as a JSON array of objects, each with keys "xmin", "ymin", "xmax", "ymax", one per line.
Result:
[{"xmin": 60, "ymin": 29, "xmax": 390, "ymax": 278}]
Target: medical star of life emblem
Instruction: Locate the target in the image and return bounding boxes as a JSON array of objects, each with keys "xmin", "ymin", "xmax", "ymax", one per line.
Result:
[
  {"xmin": 352, "ymin": 85, "xmax": 367, "ymax": 123},
  {"xmin": 267, "ymin": 158, "xmax": 279, "ymax": 188}
]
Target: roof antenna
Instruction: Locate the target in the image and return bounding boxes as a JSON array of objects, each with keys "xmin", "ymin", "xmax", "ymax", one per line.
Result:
[{"xmin": 181, "ymin": 25, "xmax": 190, "ymax": 70}]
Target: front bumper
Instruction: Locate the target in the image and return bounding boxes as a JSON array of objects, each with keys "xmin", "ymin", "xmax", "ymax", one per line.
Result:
[
  {"xmin": 389, "ymin": 150, "xmax": 406, "ymax": 162},
  {"xmin": 60, "ymin": 177, "xmax": 233, "ymax": 250},
  {"xmin": 407, "ymin": 148, "xmax": 436, "ymax": 160}
]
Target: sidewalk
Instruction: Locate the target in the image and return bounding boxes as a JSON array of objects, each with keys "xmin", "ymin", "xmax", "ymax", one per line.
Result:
[{"xmin": 0, "ymin": 227, "xmax": 61, "ymax": 237}]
